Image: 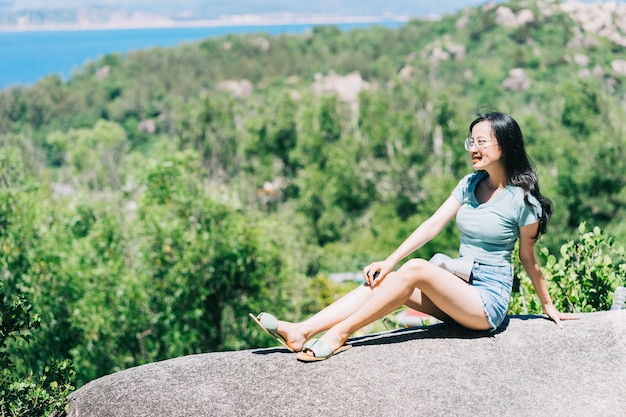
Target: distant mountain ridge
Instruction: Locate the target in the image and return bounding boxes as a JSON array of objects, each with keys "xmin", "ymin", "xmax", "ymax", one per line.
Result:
[
  {"xmin": 0, "ymin": 0, "xmax": 537, "ymax": 31},
  {"xmin": 0, "ymin": 0, "xmax": 611, "ymax": 32},
  {"xmin": 2, "ymin": 0, "xmax": 499, "ymax": 19}
]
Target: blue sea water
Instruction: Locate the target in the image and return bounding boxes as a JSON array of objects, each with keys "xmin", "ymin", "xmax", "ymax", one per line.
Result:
[{"xmin": 0, "ymin": 22, "xmax": 403, "ymax": 90}]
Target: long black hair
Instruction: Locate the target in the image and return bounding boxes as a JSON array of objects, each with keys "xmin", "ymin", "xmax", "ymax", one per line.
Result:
[{"xmin": 469, "ymin": 111, "xmax": 553, "ymax": 235}]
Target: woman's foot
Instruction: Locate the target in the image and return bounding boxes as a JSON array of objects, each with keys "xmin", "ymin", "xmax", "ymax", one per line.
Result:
[
  {"xmin": 274, "ymin": 319, "xmax": 309, "ymax": 352},
  {"xmin": 249, "ymin": 312, "xmax": 308, "ymax": 352},
  {"xmin": 296, "ymin": 328, "xmax": 349, "ymax": 360}
]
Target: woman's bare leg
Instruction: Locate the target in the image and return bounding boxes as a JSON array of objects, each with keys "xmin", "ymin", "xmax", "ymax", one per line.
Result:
[
  {"xmin": 276, "ymin": 283, "xmax": 377, "ymax": 351},
  {"xmin": 296, "ymin": 266, "xmax": 453, "ymax": 332},
  {"xmin": 277, "ymin": 282, "xmax": 448, "ymax": 351},
  {"xmin": 305, "ymin": 258, "xmax": 490, "ymax": 354},
  {"xmin": 404, "ymin": 288, "xmax": 453, "ymax": 323}
]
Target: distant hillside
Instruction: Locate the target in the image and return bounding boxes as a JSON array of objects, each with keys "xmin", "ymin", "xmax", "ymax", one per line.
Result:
[
  {"xmin": 0, "ymin": 0, "xmax": 506, "ymax": 31},
  {"xmin": 0, "ymin": 0, "xmax": 611, "ymax": 31},
  {"xmin": 2, "ymin": 0, "xmax": 499, "ymax": 19}
]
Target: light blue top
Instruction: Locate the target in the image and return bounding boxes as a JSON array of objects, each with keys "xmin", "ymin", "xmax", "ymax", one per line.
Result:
[{"xmin": 452, "ymin": 171, "xmax": 541, "ymax": 266}]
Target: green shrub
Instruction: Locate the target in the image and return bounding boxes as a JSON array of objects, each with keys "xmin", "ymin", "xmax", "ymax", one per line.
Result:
[
  {"xmin": 0, "ymin": 282, "xmax": 75, "ymax": 417},
  {"xmin": 510, "ymin": 223, "xmax": 626, "ymax": 314}
]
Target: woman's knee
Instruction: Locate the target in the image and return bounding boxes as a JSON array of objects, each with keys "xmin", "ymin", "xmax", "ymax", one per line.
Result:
[
  {"xmin": 396, "ymin": 258, "xmax": 431, "ymax": 284},
  {"xmin": 399, "ymin": 258, "xmax": 430, "ymax": 274}
]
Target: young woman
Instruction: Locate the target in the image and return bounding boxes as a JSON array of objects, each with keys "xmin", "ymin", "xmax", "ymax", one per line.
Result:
[{"xmin": 250, "ymin": 111, "xmax": 576, "ymax": 362}]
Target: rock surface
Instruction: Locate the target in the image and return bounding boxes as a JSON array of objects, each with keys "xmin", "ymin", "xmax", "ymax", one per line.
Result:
[{"xmin": 66, "ymin": 311, "xmax": 625, "ymax": 417}]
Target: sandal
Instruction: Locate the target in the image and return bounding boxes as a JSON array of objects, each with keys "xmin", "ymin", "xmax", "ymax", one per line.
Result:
[
  {"xmin": 296, "ymin": 338, "xmax": 351, "ymax": 362},
  {"xmin": 249, "ymin": 312, "xmax": 295, "ymax": 352}
]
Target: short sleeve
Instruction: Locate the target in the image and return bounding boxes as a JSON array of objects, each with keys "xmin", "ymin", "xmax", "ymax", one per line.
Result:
[
  {"xmin": 518, "ymin": 192, "xmax": 542, "ymax": 226},
  {"xmin": 452, "ymin": 172, "xmax": 480, "ymax": 203}
]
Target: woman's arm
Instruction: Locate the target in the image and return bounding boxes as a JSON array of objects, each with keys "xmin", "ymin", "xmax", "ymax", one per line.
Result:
[
  {"xmin": 518, "ymin": 222, "xmax": 578, "ymax": 327},
  {"xmin": 363, "ymin": 195, "xmax": 461, "ymax": 284},
  {"xmin": 387, "ymin": 195, "xmax": 461, "ymax": 264}
]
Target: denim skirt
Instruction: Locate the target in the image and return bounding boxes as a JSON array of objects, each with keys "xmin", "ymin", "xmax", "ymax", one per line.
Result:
[{"xmin": 470, "ymin": 263, "xmax": 513, "ymax": 331}]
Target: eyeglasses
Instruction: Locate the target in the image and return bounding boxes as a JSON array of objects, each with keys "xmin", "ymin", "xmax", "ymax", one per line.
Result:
[{"xmin": 464, "ymin": 138, "xmax": 498, "ymax": 151}]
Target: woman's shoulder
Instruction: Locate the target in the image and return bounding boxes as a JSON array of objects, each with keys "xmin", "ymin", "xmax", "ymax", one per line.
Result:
[
  {"xmin": 458, "ymin": 171, "xmax": 486, "ymax": 187},
  {"xmin": 453, "ymin": 171, "xmax": 486, "ymax": 202},
  {"xmin": 504, "ymin": 184, "xmax": 542, "ymax": 213}
]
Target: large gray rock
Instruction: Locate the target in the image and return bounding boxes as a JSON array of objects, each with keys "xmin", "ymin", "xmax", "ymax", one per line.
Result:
[{"xmin": 66, "ymin": 311, "xmax": 625, "ymax": 417}]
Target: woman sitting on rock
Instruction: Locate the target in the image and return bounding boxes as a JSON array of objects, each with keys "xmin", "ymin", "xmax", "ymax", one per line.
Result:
[{"xmin": 251, "ymin": 111, "xmax": 577, "ymax": 361}]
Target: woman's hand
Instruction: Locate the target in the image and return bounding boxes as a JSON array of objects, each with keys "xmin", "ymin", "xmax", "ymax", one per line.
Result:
[
  {"xmin": 362, "ymin": 260, "xmax": 395, "ymax": 287},
  {"xmin": 542, "ymin": 303, "xmax": 579, "ymax": 328}
]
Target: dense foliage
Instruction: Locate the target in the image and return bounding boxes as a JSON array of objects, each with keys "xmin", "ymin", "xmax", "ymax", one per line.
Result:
[
  {"xmin": 1, "ymin": 282, "xmax": 75, "ymax": 416},
  {"xmin": 1, "ymin": 1, "xmax": 625, "ymax": 412}
]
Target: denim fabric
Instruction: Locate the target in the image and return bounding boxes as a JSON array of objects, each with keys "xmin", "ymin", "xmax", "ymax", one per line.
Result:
[{"xmin": 470, "ymin": 263, "xmax": 513, "ymax": 331}]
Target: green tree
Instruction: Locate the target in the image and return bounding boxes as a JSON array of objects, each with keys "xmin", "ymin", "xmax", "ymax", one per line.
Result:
[
  {"xmin": 61, "ymin": 120, "xmax": 130, "ymax": 191},
  {"xmin": 510, "ymin": 224, "xmax": 626, "ymax": 314},
  {"xmin": 560, "ymin": 79, "xmax": 601, "ymax": 137},
  {"xmin": 137, "ymin": 151, "xmax": 295, "ymax": 356},
  {"xmin": 0, "ymin": 281, "xmax": 76, "ymax": 417},
  {"xmin": 173, "ymin": 93, "xmax": 242, "ymax": 180}
]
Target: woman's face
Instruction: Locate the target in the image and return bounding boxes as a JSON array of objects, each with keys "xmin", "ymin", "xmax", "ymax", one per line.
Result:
[{"xmin": 467, "ymin": 120, "xmax": 503, "ymax": 170}]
